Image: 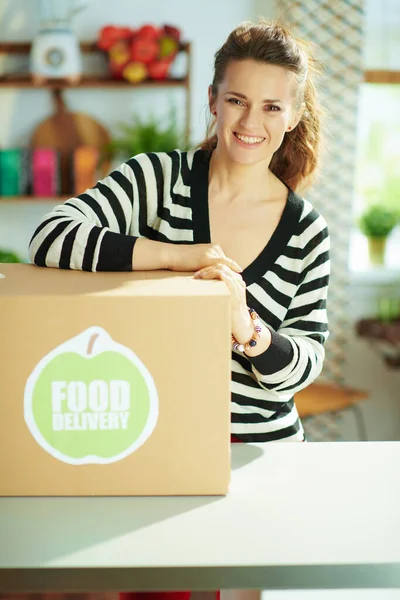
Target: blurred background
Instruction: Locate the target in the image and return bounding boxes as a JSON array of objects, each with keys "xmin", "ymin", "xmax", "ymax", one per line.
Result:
[{"xmin": 0, "ymin": 0, "xmax": 399, "ymax": 442}]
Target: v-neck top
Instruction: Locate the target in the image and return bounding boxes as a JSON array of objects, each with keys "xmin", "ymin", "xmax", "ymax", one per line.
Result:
[
  {"xmin": 29, "ymin": 148, "xmax": 330, "ymax": 443},
  {"xmin": 190, "ymin": 148, "xmax": 305, "ymax": 287}
]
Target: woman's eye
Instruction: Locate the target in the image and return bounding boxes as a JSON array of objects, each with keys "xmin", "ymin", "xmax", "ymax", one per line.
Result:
[
  {"xmin": 227, "ymin": 98, "xmax": 243, "ymax": 106},
  {"xmin": 227, "ymin": 98, "xmax": 280, "ymax": 112}
]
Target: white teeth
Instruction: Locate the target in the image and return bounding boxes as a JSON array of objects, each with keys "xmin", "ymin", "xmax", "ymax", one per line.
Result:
[{"xmin": 235, "ymin": 133, "xmax": 264, "ymax": 144}]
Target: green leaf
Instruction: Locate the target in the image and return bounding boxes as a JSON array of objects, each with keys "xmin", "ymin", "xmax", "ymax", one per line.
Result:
[
  {"xmin": 0, "ymin": 248, "xmax": 23, "ymax": 262},
  {"xmin": 358, "ymin": 204, "xmax": 399, "ymax": 238},
  {"xmin": 103, "ymin": 104, "xmax": 186, "ymax": 162}
]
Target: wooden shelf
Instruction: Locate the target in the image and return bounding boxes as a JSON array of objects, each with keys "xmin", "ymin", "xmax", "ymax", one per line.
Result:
[
  {"xmin": 0, "ymin": 74, "xmax": 188, "ymax": 89},
  {"xmin": 0, "ymin": 40, "xmax": 189, "ymax": 54},
  {"xmin": 0, "ymin": 41, "xmax": 99, "ymax": 53},
  {"xmin": 0, "ymin": 196, "xmax": 70, "ymax": 202},
  {"xmin": 364, "ymin": 70, "xmax": 400, "ymax": 84},
  {"xmin": 0, "ymin": 40, "xmax": 190, "ymax": 89}
]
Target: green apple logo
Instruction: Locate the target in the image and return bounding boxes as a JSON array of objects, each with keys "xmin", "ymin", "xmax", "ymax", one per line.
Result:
[{"xmin": 24, "ymin": 327, "xmax": 159, "ymax": 465}]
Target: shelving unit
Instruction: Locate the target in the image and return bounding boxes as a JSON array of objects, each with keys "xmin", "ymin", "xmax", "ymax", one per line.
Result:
[
  {"xmin": 0, "ymin": 74, "xmax": 189, "ymax": 88},
  {"xmin": 0, "ymin": 196, "xmax": 69, "ymax": 203},
  {"xmin": 0, "ymin": 39, "xmax": 192, "ymax": 203},
  {"xmin": 0, "ymin": 40, "xmax": 191, "ymax": 139}
]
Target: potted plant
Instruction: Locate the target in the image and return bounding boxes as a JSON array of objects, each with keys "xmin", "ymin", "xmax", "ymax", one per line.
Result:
[
  {"xmin": 0, "ymin": 248, "xmax": 23, "ymax": 263},
  {"xmin": 358, "ymin": 204, "xmax": 399, "ymax": 265},
  {"xmin": 103, "ymin": 105, "xmax": 186, "ymax": 164}
]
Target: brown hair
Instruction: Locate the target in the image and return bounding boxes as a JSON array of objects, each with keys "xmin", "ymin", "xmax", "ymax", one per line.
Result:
[{"xmin": 198, "ymin": 19, "xmax": 324, "ymax": 193}]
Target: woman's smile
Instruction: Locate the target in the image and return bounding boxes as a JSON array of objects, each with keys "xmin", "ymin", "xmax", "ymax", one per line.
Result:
[{"xmin": 232, "ymin": 131, "xmax": 266, "ymax": 148}]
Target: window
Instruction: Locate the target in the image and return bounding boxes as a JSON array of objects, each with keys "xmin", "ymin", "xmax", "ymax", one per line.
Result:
[
  {"xmin": 351, "ymin": 0, "xmax": 400, "ymax": 272},
  {"xmin": 354, "ymin": 84, "xmax": 400, "ymax": 216}
]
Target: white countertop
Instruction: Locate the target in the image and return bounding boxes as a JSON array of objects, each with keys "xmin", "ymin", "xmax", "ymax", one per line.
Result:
[{"xmin": 0, "ymin": 442, "xmax": 400, "ymax": 592}]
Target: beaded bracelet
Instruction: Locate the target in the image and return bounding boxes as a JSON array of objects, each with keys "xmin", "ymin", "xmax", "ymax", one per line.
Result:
[{"xmin": 231, "ymin": 308, "xmax": 262, "ymax": 353}]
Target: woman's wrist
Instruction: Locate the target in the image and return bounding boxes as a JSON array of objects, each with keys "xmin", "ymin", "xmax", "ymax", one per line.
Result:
[
  {"xmin": 243, "ymin": 324, "xmax": 272, "ymax": 357},
  {"xmin": 232, "ymin": 304, "xmax": 254, "ymax": 343},
  {"xmin": 132, "ymin": 239, "xmax": 175, "ymax": 271},
  {"xmin": 232, "ymin": 306, "xmax": 272, "ymax": 356}
]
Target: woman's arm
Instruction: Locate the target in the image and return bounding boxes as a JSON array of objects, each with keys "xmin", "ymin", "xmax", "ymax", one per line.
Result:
[
  {"xmin": 246, "ymin": 215, "xmax": 330, "ymax": 396},
  {"xmin": 29, "ymin": 151, "xmax": 244, "ymax": 274},
  {"xmin": 28, "ymin": 153, "xmax": 177, "ymax": 272}
]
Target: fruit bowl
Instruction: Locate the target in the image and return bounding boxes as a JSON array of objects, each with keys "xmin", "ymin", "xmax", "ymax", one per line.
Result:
[{"xmin": 97, "ymin": 23, "xmax": 182, "ymax": 83}]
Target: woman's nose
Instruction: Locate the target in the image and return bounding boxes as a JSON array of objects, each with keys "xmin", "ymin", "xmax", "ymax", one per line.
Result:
[{"xmin": 239, "ymin": 108, "xmax": 263, "ymax": 131}]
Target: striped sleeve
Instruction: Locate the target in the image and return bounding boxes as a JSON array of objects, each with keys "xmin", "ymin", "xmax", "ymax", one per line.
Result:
[
  {"xmin": 28, "ymin": 153, "xmax": 161, "ymax": 272},
  {"xmin": 248, "ymin": 210, "xmax": 330, "ymax": 396}
]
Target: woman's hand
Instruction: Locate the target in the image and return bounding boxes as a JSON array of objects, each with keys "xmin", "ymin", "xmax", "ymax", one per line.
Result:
[
  {"xmin": 167, "ymin": 243, "xmax": 243, "ymax": 274},
  {"xmin": 193, "ymin": 263, "xmax": 254, "ymax": 343}
]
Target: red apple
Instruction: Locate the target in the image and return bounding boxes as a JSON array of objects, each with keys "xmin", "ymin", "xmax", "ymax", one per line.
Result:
[
  {"xmin": 148, "ymin": 58, "xmax": 173, "ymax": 81},
  {"xmin": 130, "ymin": 37, "xmax": 159, "ymax": 64},
  {"xmin": 136, "ymin": 24, "xmax": 161, "ymax": 41},
  {"xmin": 98, "ymin": 25, "xmax": 134, "ymax": 51}
]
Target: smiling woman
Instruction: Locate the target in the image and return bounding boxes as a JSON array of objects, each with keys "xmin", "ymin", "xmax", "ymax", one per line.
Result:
[
  {"xmin": 29, "ymin": 19, "xmax": 330, "ymax": 599},
  {"xmin": 29, "ymin": 16, "xmax": 330, "ymax": 446}
]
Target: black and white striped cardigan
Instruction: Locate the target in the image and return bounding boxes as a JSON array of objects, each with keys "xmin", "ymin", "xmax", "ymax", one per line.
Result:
[{"xmin": 29, "ymin": 148, "xmax": 330, "ymax": 443}]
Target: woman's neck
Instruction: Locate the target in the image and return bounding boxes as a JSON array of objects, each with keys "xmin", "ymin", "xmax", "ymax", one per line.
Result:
[{"xmin": 208, "ymin": 146, "xmax": 283, "ymax": 204}]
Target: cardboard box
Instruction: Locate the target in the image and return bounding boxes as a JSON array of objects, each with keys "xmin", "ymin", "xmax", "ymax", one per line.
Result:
[{"xmin": 0, "ymin": 264, "xmax": 231, "ymax": 496}]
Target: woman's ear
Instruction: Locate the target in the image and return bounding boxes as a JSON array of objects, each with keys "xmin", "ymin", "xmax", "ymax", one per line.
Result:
[
  {"xmin": 287, "ymin": 102, "xmax": 305, "ymax": 132},
  {"xmin": 208, "ymin": 85, "xmax": 216, "ymax": 116}
]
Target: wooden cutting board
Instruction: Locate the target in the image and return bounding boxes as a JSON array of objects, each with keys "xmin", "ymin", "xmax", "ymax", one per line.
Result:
[{"xmin": 30, "ymin": 89, "xmax": 112, "ymax": 195}]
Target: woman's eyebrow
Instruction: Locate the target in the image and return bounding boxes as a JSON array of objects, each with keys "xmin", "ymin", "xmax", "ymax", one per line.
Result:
[{"xmin": 225, "ymin": 91, "xmax": 283, "ymax": 103}]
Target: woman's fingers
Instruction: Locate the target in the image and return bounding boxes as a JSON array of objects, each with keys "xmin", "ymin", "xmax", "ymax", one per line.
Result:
[
  {"xmin": 225, "ymin": 258, "xmax": 243, "ymax": 273},
  {"xmin": 193, "ymin": 265, "xmax": 249, "ymax": 327},
  {"xmin": 196, "ymin": 267, "xmax": 232, "ymax": 282},
  {"xmin": 194, "ymin": 262, "xmax": 242, "ymax": 278},
  {"xmin": 194, "ymin": 265, "xmax": 246, "ymax": 290},
  {"xmin": 197, "ymin": 268, "xmax": 238, "ymax": 294},
  {"xmin": 208, "ymin": 249, "xmax": 243, "ymax": 273},
  {"xmin": 194, "ymin": 265, "xmax": 245, "ymax": 296}
]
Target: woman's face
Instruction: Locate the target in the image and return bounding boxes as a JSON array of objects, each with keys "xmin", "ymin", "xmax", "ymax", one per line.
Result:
[{"xmin": 209, "ymin": 59, "xmax": 301, "ymax": 166}]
